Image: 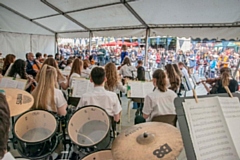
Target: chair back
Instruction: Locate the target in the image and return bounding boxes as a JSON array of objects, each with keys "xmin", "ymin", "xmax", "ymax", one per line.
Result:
[{"xmin": 151, "ymin": 114, "xmax": 177, "ymax": 127}]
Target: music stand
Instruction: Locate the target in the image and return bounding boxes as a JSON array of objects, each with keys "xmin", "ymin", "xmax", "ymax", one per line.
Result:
[{"xmin": 174, "ymin": 93, "xmax": 240, "ymax": 160}]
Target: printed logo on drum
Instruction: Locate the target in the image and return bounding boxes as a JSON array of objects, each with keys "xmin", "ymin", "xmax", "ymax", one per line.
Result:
[
  {"xmin": 153, "ymin": 143, "xmax": 172, "ymax": 158},
  {"xmin": 16, "ymin": 94, "xmax": 22, "ymax": 104}
]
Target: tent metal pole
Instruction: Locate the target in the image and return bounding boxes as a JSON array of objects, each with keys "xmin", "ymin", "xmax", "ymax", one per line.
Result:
[
  {"xmin": 144, "ymin": 28, "xmax": 150, "ymax": 66},
  {"xmin": 233, "ymin": 59, "xmax": 240, "ymax": 80},
  {"xmin": 55, "ymin": 33, "xmax": 58, "ymax": 54},
  {"xmin": 89, "ymin": 31, "xmax": 93, "ymax": 54}
]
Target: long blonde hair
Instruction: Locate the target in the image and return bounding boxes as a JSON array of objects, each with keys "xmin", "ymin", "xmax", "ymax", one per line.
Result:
[
  {"xmin": 32, "ymin": 65, "xmax": 57, "ymax": 112},
  {"xmin": 105, "ymin": 62, "xmax": 118, "ymax": 91}
]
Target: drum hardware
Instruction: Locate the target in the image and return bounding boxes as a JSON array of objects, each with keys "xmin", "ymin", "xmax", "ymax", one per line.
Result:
[
  {"xmin": 82, "ymin": 149, "xmax": 113, "ymax": 160},
  {"xmin": 111, "ymin": 122, "xmax": 183, "ymax": 160}
]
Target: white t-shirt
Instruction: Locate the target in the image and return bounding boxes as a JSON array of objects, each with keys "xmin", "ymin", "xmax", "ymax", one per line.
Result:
[
  {"xmin": 181, "ymin": 67, "xmax": 189, "ymax": 78},
  {"xmin": 81, "ymin": 68, "xmax": 91, "ymax": 78},
  {"xmin": 2, "ymin": 152, "xmax": 15, "ymax": 160},
  {"xmin": 69, "ymin": 72, "xmax": 81, "ymax": 87},
  {"xmin": 119, "ymin": 65, "xmax": 136, "ymax": 77},
  {"xmin": 77, "ymin": 86, "xmax": 122, "ymax": 116},
  {"xmin": 142, "ymin": 89, "xmax": 177, "ymax": 121},
  {"xmin": 47, "ymin": 88, "xmax": 67, "ymax": 112},
  {"xmin": 63, "ymin": 66, "xmax": 71, "ymax": 71}
]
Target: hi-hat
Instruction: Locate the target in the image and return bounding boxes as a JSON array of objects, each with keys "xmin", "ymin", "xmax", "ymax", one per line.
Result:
[
  {"xmin": 112, "ymin": 122, "xmax": 183, "ymax": 160},
  {"xmin": 1, "ymin": 88, "xmax": 34, "ymax": 117}
]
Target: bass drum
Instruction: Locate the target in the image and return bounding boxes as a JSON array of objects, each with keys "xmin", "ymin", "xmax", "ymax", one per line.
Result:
[
  {"xmin": 68, "ymin": 105, "xmax": 111, "ymax": 151},
  {"xmin": 82, "ymin": 150, "xmax": 113, "ymax": 160},
  {"xmin": 14, "ymin": 110, "xmax": 59, "ymax": 159}
]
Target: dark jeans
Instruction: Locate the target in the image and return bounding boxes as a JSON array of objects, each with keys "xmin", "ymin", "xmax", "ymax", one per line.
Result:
[{"xmin": 98, "ymin": 56, "xmax": 104, "ymax": 66}]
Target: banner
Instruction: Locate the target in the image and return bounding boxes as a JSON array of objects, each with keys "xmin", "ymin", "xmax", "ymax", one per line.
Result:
[
  {"xmin": 167, "ymin": 38, "xmax": 172, "ymax": 46},
  {"xmin": 122, "ymin": 37, "xmax": 124, "ymax": 44},
  {"xmin": 130, "ymin": 37, "xmax": 133, "ymax": 43},
  {"xmin": 179, "ymin": 39, "xmax": 184, "ymax": 49}
]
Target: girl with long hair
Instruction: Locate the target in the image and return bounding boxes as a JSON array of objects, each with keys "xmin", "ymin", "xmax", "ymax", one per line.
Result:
[
  {"xmin": 119, "ymin": 57, "xmax": 136, "ymax": 79},
  {"xmin": 69, "ymin": 58, "xmax": 83, "ymax": 86},
  {"xmin": 2, "ymin": 54, "xmax": 16, "ymax": 76},
  {"xmin": 7, "ymin": 59, "xmax": 35, "ymax": 91},
  {"xmin": 207, "ymin": 67, "xmax": 238, "ymax": 94},
  {"xmin": 32, "ymin": 65, "xmax": 67, "ymax": 116},
  {"xmin": 81, "ymin": 59, "xmax": 91, "ymax": 78},
  {"xmin": 36, "ymin": 58, "xmax": 68, "ymax": 90},
  {"xmin": 139, "ymin": 69, "xmax": 177, "ymax": 122},
  {"xmin": 105, "ymin": 62, "xmax": 126, "ymax": 93},
  {"xmin": 165, "ymin": 64, "xmax": 181, "ymax": 92}
]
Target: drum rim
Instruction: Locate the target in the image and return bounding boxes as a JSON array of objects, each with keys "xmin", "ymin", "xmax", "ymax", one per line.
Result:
[
  {"xmin": 82, "ymin": 149, "xmax": 112, "ymax": 159},
  {"xmin": 67, "ymin": 105, "xmax": 111, "ymax": 147},
  {"xmin": 13, "ymin": 109, "xmax": 58, "ymax": 144}
]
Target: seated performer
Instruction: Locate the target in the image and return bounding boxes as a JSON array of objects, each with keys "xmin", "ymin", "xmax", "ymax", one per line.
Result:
[
  {"xmin": 32, "ymin": 65, "xmax": 67, "ymax": 116},
  {"xmin": 0, "ymin": 93, "xmax": 15, "ymax": 160},
  {"xmin": 77, "ymin": 67, "xmax": 122, "ymax": 122},
  {"xmin": 135, "ymin": 69, "xmax": 177, "ymax": 124}
]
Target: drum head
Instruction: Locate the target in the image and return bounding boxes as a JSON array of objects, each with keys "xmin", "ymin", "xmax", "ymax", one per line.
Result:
[
  {"xmin": 14, "ymin": 110, "xmax": 57, "ymax": 143},
  {"xmin": 82, "ymin": 150, "xmax": 113, "ymax": 160},
  {"xmin": 68, "ymin": 106, "xmax": 110, "ymax": 147}
]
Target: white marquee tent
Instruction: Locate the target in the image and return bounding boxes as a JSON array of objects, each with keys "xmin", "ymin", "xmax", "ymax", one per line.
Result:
[{"xmin": 0, "ymin": 0, "xmax": 240, "ymax": 58}]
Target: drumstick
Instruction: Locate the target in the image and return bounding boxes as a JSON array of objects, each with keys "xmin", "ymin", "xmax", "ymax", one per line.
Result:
[
  {"xmin": 77, "ymin": 133, "xmax": 95, "ymax": 144},
  {"xmin": 224, "ymin": 86, "xmax": 233, "ymax": 98},
  {"xmin": 192, "ymin": 89, "xmax": 198, "ymax": 103}
]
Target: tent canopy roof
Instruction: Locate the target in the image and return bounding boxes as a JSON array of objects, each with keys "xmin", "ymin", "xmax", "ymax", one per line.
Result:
[{"xmin": 0, "ymin": 0, "xmax": 240, "ymax": 39}]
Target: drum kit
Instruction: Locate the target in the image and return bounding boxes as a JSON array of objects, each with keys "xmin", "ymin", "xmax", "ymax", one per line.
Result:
[{"xmin": 2, "ymin": 88, "xmax": 184, "ymax": 160}]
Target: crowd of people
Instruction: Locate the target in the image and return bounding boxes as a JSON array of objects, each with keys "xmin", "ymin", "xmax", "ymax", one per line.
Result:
[{"xmin": 0, "ymin": 43, "xmax": 239, "ymax": 159}]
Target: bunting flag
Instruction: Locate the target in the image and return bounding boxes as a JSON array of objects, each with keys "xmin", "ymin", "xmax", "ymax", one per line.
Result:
[
  {"xmin": 130, "ymin": 37, "xmax": 133, "ymax": 43},
  {"xmin": 222, "ymin": 40, "xmax": 229, "ymax": 49},
  {"xmin": 191, "ymin": 41, "xmax": 197, "ymax": 49},
  {"xmin": 79, "ymin": 38, "xmax": 82, "ymax": 44},
  {"xmin": 179, "ymin": 39, "xmax": 184, "ymax": 49},
  {"xmin": 74, "ymin": 38, "xmax": 76, "ymax": 44},
  {"xmin": 156, "ymin": 37, "xmax": 160, "ymax": 45},
  {"xmin": 101, "ymin": 37, "xmax": 104, "ymax": 42},
  {"xmin": 114, "ymin": 37, "xmax": 117, "ymax": 43},
  {"xmin": 138, "ymin": 37, "xmax": 141, "ymax": 44},
  {"xmin": 95, "ymin": 38, "xmax": 98, "ymax": 45},
  {"xmin": 167, "ymin": 38, "xmax": 172, "ymax": 46},
  {"xmin": 85, "ymin": 39, "xmax": 88, "ymax": 45},
  {"xmin": 108, "ymin": 37, "xmax": 110, "ymax": 43},
  {"xmin": 122, "ymin": 37, "xmax": 124, "ymax": 44}
]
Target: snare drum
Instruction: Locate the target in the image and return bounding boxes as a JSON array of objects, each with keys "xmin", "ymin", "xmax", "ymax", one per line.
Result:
[
  {"xmin": 14, "ymin": 110, "xmax": 59, "ymax": 159},
  {"xmin": 68, "ymin": 106, "xmax": 111, "ymax": 151},
  {"xmin": 82, "ymin": 150, "xmax": 113, "ymax": 160}
]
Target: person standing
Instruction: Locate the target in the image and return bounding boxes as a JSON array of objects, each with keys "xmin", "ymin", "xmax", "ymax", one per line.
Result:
[
  {"xmin": 209, "ymin": 55, "xmax": 217, "ymax": 78},
  {"xmin": 120, "ymin": 45, "xmax": 128, "ymax": 64},
  {"xmin": 98, "ymin": 46, "xmax": 106, "ymax": 66},
  {"xmin": 26, "ymin": 52, "xmax": 38, "ymax": 78}
]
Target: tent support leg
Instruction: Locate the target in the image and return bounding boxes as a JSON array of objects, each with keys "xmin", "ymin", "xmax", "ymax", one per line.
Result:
[
  {"xmin": 233, "ymin": 59, "xmax": 240, "ymax": 80},
  {"xmin": 144, "ymin": 28, "xmax": 150, "ymax": 67},
  {"xmin": 55, "ymin": 33, "xmax": 58, "ymax": 54},
  {"xmin": 89, "ymin": 31, "xmax": 93, "ymax": 54}
]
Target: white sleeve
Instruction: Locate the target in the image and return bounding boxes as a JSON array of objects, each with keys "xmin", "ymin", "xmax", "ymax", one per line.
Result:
[
  {"xmin": 55, "ymin": 89, "xmax": 67, "ymax": 108},
  {"xmin": 142, "ymin": 95, "xmax": 153, "ymax": 115},
  {"xmin": 116, "ymin": 81, "xmax": 126, "ymax": 93},
  {"xmin": 112, "ymin": 95, "xmax": 122, "ymax": 115},
  {"xmin": 77, "ymin": 97, "xmax": 85, "ymax": 109}
]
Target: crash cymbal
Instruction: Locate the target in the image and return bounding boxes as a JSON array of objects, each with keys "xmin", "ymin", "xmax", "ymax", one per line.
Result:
[
  {"xmin": 82, "ymin": 150, "xmax": 113, "ymax": 160},
  {"xmin": 1, "ymin": 88, "xmax": 34, "ymax": 117},
  {"xmin": 112, "ymin": 122, "xmax": 183, "ymax": 160}
]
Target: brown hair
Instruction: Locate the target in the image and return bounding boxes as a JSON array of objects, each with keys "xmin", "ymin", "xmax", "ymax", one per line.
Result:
[
  {"xmin": 91, "ymin": 67, "xmax": 105, "ymax": 85},
  {"xmin": 3, "ymin": 54, "xmax": 15, "ymax": 71},
  {"xmin": 165, "ymin": 64, "xmax": 180, "ymax": 92},
  {"xmin": 152, "ymin": 69, "xmax": 167, "ymax": 92},
  {"xmin": 69, "ymin": 59, "xmax": 83, "ymax": 79},
  {"xmin": 32, "ymin": 65, "xmax": 57, "ymax": 112},
  {"xmin": 83, "ymin": 59, "xmax": 90, "ymax": 69},
  {"xmin": 121, "ymin": 44, "xmax": 127, "ymax": 51},
  {"xmin": 220, "ymin": 67, "xmax": 231, "ymax": 86},
  {"xmin": 122, "ymin": 57, "xmax": 131, "ymax": 66},
  {"xmin": 0, "ymin": 93, "xmax": 10, "ymax": 158},
  {"xmin": 105, "ymin": 62, "xmax": 118, "ymax": 91},
  {"xmin": 173, "ymin": 63, "xmax": 182, "ymax": 78},
  {"xmin": 36, "ymin": 58, "xmax": 65, "ymax": 83}
]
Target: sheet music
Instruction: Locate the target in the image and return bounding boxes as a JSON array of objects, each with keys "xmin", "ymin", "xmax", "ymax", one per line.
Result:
[
  {"xmin": 218, "ymin": 97, "xmax": 240, "ymax": 158},
  {"xmin": 184, "ymin": 97, "xmax": 239, "ymax": 160},
  {"xmin": 0, "ymin": 77, "xmax": 18, "ymax": 88},
  {"xmin": 16, "ymin": 79, "xmax": 27, "ymax": 90},
  {"xmin": 143, "ymin": 82, "xmax": 154, "ymax": 96},
  {"xmin": 72, "ymin": 79, "xmax": 94, "ymax": 97},
  {"xmin": 130, "ymin": 82, "xmax": 144, "ymax": 98},
  {"xmin": 0, "ymin": 77, "xmax": 8, "ymax": 88}
]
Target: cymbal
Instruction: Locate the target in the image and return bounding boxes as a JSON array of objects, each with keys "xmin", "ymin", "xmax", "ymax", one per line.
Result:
[
  {"xmin": 1, "ymin": 88, "xmax": 34, "ymax": 117},
  {"xmin": 112, "ymin": 122, "xmax": 183, "ymax": 160}
]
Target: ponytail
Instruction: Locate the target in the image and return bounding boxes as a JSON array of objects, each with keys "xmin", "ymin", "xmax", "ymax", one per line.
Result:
[
  {"xmin": 152, "ymin": 69, "xmax": 167, "ymax": 92},
  {"xmin": 220, "ymin": 67, "xmax": 231, "ymax": 87}
]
